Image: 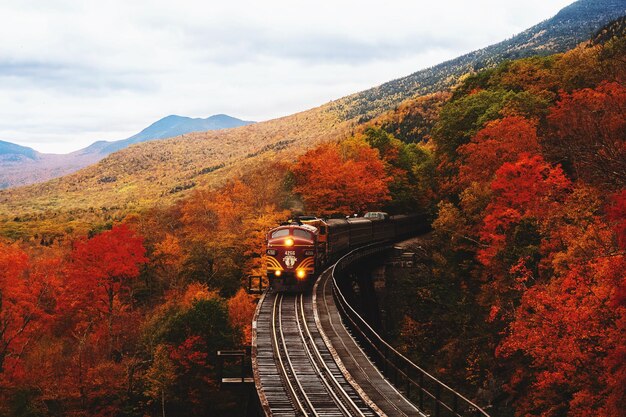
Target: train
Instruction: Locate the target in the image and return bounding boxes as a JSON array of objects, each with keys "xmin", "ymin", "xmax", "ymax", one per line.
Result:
[{"xmin": 265, "ymin": 212, "xmax": 425, "ymax": 291}]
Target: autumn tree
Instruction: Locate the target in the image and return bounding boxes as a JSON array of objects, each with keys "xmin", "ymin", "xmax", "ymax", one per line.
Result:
[
  {"xmin": 545, "ymin": 81, "xmax": 626, "ymax": 190},
  {"xmin": 66, "ymin": 224, "xmax": 147, "ymax": 355},
  {"xmin": 478, "ymin": 155, "xmax": 571, "ymax": 267},
  {"xmin": 153, "ymin": 233, "xmax": 185, "ymax": 290},
  {"xmin": 180, "ymin": 179, "xmax": 288, "ymax": 292},
  {"xmin": 142, "ymin": 284, "xmax": 235, "ymax": 415},
  {"xmin": 361, "ymin": 127, "xmax": 436, "ymax": 212},
  {"xmin": 0, "ymin": 243, "xmax": 29, "ymax": 375},
  {"xmin": 291, "ymin": 139, "xmax": 391, "ymax": 215},
  {"xmin": 227, "ymin": 288, "xmax": 256, "ymax": 345},
  {"xmin": 0, "ymin": 244, "xmax": 59, "ymax": 380},
  {"xmin": 145, "ymin": 344, "xmax": 177, "ymax": 417},
  {"xmin": 457, "ymin": 116, "xmax": 540, "ymax": 186},
  {"xmin": 372, "ymin": 93, "xmax": 449, "ymax": 143},
  {"xmin": 498, "ymin": 227, "xmax": 625, "ymax": 416},
  {"xmin": 433, "ymin": 89, "xmax": 548, "ymax": 159}
]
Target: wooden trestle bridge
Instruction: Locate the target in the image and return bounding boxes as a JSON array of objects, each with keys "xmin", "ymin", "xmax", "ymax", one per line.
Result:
[{"xmin": 248, "ymin": 243, "xmax": 491, "ymax": 417}]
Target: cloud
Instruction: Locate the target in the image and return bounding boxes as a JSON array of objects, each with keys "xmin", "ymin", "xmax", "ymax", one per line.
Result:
[{"xmin": 0, "ymin": 0, "xmax": 573, "ymax": 153}]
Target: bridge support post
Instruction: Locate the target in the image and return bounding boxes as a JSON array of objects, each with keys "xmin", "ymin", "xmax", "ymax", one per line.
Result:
[
  {"xmin": 247, "ymin": 276, "xmax": 264, "ymax": 294},
  {"xmin": 217, "ymin": 352, "xmax": 224, "ymax": 387}
]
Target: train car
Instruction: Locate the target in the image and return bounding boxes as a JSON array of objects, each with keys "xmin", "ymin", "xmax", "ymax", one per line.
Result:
[
  {"xmin": 391, "ymin": 214, "xmax": 422, "ymax": 239},
  {"xmin": 325, "ymin": 219, "xmax": 350, "ymax": 255},
  {"xmin": 347, "ymin": 217, "xmax": 373, "ymax": 248},
  {"xmin": 266, "ymin": 223, "xmax": 319, "ymax": 292},
  {"xmin": 368, "ymin": 213, "xmax": 395, "ymax": 242}
]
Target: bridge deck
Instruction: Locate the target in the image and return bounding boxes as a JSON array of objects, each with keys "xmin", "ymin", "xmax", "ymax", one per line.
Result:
[
  {"xmin": 253, "ymin": 289, "xmax": 376, "ymax": 417},
  {"xmin": 253, "ymin": 255, "xmax": 426, "ymax": 416},
  {"xmin": 314, "ymin": 269, "xmax": 425, "ymax": 417}
]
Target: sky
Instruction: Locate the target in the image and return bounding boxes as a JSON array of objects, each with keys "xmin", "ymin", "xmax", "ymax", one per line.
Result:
[{"xmin": 0, "ymin": 0, "xmax": 574, "ymax": 154}]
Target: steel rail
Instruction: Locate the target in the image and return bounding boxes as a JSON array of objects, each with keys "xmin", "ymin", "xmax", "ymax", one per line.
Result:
[
  {"xmin": 271, "ymin": 293, "xmax": 316, "ymax": 416},
  {"xmin": 295, "ymin": 294, "xmax": 369, "ymax": 417}
]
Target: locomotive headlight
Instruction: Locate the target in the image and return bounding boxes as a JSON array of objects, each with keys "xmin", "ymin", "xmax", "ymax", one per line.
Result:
[
  {"xmin": 304, "ymin": 250, "xmax": 314, "ymax": 256},
  {"xmin": 296, "ymin": 270, "xmax": 306, "ymax": 279},
  {"xmin": 274, "ymin": 270, "xmax": 282, "ymax": 277},
  {"xmin": 285, "ymin": 238, "xmax": 294, "ymax": 247},
  {"xmin": 266, "ymin": 249, "xmax": 277, "ymax": 256}
]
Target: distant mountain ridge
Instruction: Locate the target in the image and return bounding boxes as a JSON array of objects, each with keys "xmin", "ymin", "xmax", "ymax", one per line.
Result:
[
  {"xmin": 0, "ymin": 114, "xmax": 253, "ymax": 189},
  {"xmin": 86, "ymin": 114, "xmax": 253, "ymax": 155},
  {"xmin": 0, "ymin": 140, "xmax": 38, "ymax": 161}
]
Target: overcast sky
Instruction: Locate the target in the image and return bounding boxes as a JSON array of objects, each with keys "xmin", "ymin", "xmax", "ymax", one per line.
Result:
[{"xmin": 1, "ymin": 0, "xmax": 574, "ymax": 153}]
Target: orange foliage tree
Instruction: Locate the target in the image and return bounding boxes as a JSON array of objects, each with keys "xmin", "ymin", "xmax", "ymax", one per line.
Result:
[
  {"xmin": 227, "ymin": 288, "xmax": 256, "ymax": 345},
  {"xmin": 180, "ymin": 179, "xmax": 288, "ymax": 291},
  {"xmin": 291, "ymin": 140, "xmax": 391, "ymax": 215}
]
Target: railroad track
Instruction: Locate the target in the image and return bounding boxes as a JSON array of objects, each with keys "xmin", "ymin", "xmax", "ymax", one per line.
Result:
[{"xmin": 255, "ymin": 290, "xmax": 376, "ymax": 417}]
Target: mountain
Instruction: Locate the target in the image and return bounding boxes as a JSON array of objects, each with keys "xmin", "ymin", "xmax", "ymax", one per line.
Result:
[
  {"xmin": 0, "ymin": 114, "xmax": 253, "ymax": 189},
  {"xmin": 90, "ymin": 114, "xmax": 254, "ymax": 155},
  {"xmin": 592, "ymin": 14, "xmax": 626, "ymax": 43},
  {"xmin": 0, "ymin": 0, "xmax": 623, "ymax": 233},
  {"xmin": 0, "ymin": 140, "xmax": 38, "ymax": 161},
  {"xmin": 330, "ymin": 0, "xmax": 626, "ymax": 121}
]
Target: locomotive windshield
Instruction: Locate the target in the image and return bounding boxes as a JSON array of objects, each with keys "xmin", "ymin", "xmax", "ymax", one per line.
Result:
[
  {"xmin": 270, "ymin": 228, "xmax": 313, "ymax": 240},
  {"xmin": 293, "ymin": 229, "xmax": 312, "ymax": 239},
  {"xmin": 271, "ymin": 229, "xmax": 289, "ymax": 238}
]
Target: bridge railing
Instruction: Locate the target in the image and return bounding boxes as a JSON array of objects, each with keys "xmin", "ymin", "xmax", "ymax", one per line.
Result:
[{"xmin": 332, "ymin": 244, "xmax": 491, "ymax": 417}]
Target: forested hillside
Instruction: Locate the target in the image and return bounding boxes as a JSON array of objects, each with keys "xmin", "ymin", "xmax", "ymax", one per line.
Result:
[{"xmin": 373, "ymin": 21, "xmax": 626, "ymax": 416}]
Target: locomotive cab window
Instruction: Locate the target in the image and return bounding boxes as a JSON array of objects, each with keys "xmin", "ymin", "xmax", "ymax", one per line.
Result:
[
  {"xmin": 271, "ymin": 229, "xmax": 289, "ymax": 238},
  {"xmin": 293, "ymin": 229, "xmax": 312, "ymax": 240}
]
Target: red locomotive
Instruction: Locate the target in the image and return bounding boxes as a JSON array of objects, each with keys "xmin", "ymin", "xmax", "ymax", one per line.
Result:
[
  {"xmin": 266, "ymin": 213, "xmax": 425, "ymax": 291},
  {"xmin": 265, "ymin": 223, "xmax": 319, "ymax": 291}
]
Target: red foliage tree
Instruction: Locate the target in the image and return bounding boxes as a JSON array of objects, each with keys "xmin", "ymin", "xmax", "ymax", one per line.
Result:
[
  {"xmin": 66, "ymin": 224, "xmax": 147, "ymax": 355},
  {"xmin": 457, "ymin": 116, "xmax": 540, "ymax": 186},
  {"xmin": 0, "ymin": 244, "xmax": 58, "ymax": 380},
  {"xmin": 478, "ymin": 154, "xmax": 571, "ymax": 267},
  {"xmin": 546, "ymin": 82, "xmax": 626, "ymax": 189},
  {"xmin": 499, "ymin": 240, "xmax": 625, "ymax": 416}
]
